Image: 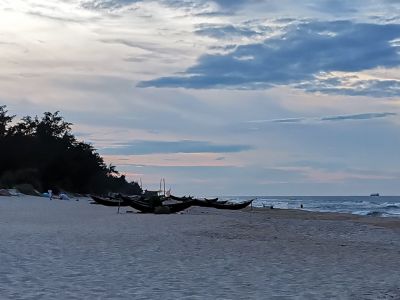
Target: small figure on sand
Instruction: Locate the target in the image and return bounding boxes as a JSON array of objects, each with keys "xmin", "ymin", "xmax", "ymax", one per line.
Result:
[
  {"xmin": 48, "ymin": 189, "xmax": 53, "ymax": 200},
  {"xmin": 300, "ymin": 204, "xmax": 303, "ymax": 209}
]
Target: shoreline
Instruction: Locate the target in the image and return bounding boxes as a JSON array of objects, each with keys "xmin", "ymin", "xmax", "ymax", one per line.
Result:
[
  {"xmin": 3, "ymin": 194, "xmax": 400, "ymax": 225},
  {"xmin": 246, "ymin": 206, "xmax": 400, "ymax": 230}
]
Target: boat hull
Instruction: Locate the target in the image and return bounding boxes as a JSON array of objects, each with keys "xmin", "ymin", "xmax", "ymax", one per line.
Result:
[{"xmin": 91, "ymin": 195, "xmax": 130, "ymax": 207}]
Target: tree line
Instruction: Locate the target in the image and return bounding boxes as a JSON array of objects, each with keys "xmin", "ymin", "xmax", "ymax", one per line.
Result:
[{"xmin": 0, "ymin": 105, "xmax": 142, "ymax": 195}]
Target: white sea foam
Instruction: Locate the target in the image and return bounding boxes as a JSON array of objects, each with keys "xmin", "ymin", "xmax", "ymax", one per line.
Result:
[{"xmin": 228, "ymin": 196, "xmax": 400, "ymax": 217}]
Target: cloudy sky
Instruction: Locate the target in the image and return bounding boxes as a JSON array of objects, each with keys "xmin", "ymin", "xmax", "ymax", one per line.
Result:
[{"xmin": 1, "ymin": 0, "xmax": 400, "ymax": 195}]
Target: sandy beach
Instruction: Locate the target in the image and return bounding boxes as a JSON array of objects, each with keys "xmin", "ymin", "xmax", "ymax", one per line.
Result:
[{"xmin": 1, "ymin": 195, "xmax": 400, "ymax": 299}]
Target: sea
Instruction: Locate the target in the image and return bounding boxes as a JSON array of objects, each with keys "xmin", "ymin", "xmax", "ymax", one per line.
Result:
[{"xmin": 225, "ymin": 196, "xmax": 400, "ymax": 218}]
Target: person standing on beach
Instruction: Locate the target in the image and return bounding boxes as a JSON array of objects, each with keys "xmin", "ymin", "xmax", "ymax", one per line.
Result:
[{"xmin": 48, "ymin": 189, "xmax": 53, "ymax": 200}]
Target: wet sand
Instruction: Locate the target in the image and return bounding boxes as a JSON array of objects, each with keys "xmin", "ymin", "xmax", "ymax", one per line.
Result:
[{"xmin": 1, "ymin": 195, "xmax": 400, "ymax": 299}]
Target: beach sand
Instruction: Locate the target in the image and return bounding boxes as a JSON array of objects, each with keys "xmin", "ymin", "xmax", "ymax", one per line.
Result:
[{"xmin": 1, "ymin": 195, "xmax": 400, "ymax": 299}]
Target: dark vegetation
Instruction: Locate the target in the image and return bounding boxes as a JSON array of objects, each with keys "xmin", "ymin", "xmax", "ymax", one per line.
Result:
[{"xmin": 0, "ymin": 105, "xmax": 142, "ymax": 195}]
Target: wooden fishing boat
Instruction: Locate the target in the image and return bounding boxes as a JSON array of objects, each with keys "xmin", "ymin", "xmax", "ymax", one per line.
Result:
[
  {"xmin": 213, "ymin": 200, "xmax": 227, "ymax": 204},
  {"xmin": 126, "ymin": 198, "xmax": 195, "ymax": 214},
  {"xmin": 168, "ymin": 195, "xmax": 219, "ymax": 204},
  {"xmin": 168, "ymin": 195, "xmax": 193, "ymax": 201},
  {"xmin": 190, "ymin": 199, "xmax": 227, "ymax": 207},
  {"xmin": 203, "ymin": 197, "xmax": 219, "ymax": 203},
  {"xmin": 205, "ymin": 199, "xmax": 254, "ymax": 210},
  {"xmin": 127, "ymin": 198, "xmax": 155, "ymax": 213},
  {"xmin": 91, "ymin": 195, "xmax": 130, "ymax": 207}
]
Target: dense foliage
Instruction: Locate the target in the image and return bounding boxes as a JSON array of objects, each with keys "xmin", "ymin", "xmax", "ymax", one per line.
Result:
[{"xmin": 0, "ymin": 105, "xmax": 142, "ymax": 195}]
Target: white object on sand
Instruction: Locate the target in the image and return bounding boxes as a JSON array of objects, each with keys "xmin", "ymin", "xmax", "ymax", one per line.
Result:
[{"xmin": 59, "ymin": 193, "xmax": 70, "ymax": 200}]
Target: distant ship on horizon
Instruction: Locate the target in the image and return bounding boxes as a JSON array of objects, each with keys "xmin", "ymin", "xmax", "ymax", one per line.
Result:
[{"xmin": 370, "ymin": 193, "xmax": 380, "ymax": 197}]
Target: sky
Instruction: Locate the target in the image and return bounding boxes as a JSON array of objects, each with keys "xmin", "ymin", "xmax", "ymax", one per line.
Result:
[{"xmin": 1, "ymin": 0, "xmax": 400, "ymax": 196}]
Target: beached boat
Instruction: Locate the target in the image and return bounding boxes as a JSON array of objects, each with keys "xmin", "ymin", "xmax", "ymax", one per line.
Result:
[
  {"xmin": 191, "ymin": 199, "xmax": 219, "ymax": 207},
  {"xmin": 205, "ymin": 199, "xmax": 254, "ymax": 210},
  {"xmin": 91, "ymin": 195, "xmax": 130, "ymax": 207},
  {"xmin": 168, "ymin": 195, "xmax": 194, "ymax": 201},
  {"xmin": 203, "ymin": 197, "xmax": 219, "ymax": 203},
  {"xmin": 126, "ymin": 197, "xmax": 195, "ymax": 214},
  {"xmin": 126, "ymin": 198, "xmax": 155, "ymax": 213},
  {"xmin": 164, "ymin": 201, "xmax": 195, "ymax": 213},
  {"xmin": 168, "ymin": 195, "xmax": 220, "ymax": 204},
  {"xmin": 214, "ymin": 200, "xmax": 227, "ymax": 204}
]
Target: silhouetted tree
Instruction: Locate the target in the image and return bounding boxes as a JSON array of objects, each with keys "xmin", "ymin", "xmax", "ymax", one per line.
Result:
[
  {"xmin": 0, "ymin": 105, "xmax": 15, "ymax": 137},
  {"xmin": 0, "ymin": 106, "xmax": 142, "ymax": 195}
]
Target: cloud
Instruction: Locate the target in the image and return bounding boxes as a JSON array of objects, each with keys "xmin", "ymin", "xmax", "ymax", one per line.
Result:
[
  {"xmin": 99, "ymin": 38, "xmax": 153, "ymax": 51},
  {"xmin": 26, "ymin": 10, "xmax": 93, "ymax": 23},
  {"xmin": 321, "ymin": 112, "xmax": 397, "ymax": 121},
  {"xmin": 307, "ymin": 0, "xmax": 358, "ymax": 14},
  {"xmin": 139, "ymin": 20, "xmax": 400, "ymax": 96},
  {"xmin": 81, "ymin": 0, "xmax": 141, "ymax": 10},
  {"xmin": 81, "ymin": 0, "xmax": 213, "ymax": 13},
  {"xmin": 208, "ymin": 0, "xmax": 255, "ymax": 12},
  {"xmin": 100, "ymin": 140, "xmax": 253, "ymax": 155},
  {"xmin": 299, "ymin": 78, "xmax": 400, "ymax": 97},
  {"xmin": 102, "ymin": 153, "xmax": 240, "ymax": 167},
  {"xmin": 271, "ymin": 118, "xmax": 304, "ymax": 123},
  {"xmin": 195, "ymin": 24, "xmax": 264, "ymax": 39},
  {"xmin": 82, "ymin": 0, "xmax": 246, "ymax": 9},
  {"xmin": 275, "ymin": 166, "xmax": 397, "ymax": 183},
  {"xmin": 249, "ymin": 112, "xmax": 397, "ymax": 124}
]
